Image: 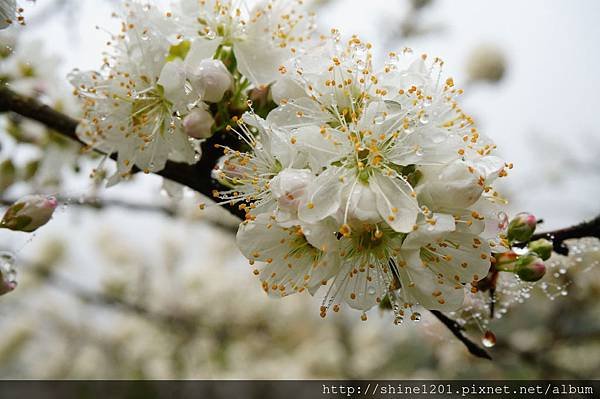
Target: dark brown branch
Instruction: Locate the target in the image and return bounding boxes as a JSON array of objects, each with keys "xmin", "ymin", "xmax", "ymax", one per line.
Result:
[
  {"xmin": 526, "ymin": 215, "xmax": 600, "ymax": 255},
  {"xmin": 429, "ymin": 310, "xmax": 492, "ymax": 360},
  {"xmin": 0, "ymin": 85, "xmax": 246, "ymax": 219}
]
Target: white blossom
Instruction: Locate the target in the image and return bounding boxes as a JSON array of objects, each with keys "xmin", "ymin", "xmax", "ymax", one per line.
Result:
[
  {"xmin": 173, "ymin": 0, "xmax": 315, "ymax": 87},
  {"xmin": 226, "ymin": 36, "xmax": 511, "ymax": 320},
  {"xmin": 69, "ymin": 3, "xmax": 205, "ymax": 184}
]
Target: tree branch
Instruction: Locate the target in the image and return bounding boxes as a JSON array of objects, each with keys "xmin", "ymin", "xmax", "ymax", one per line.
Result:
[
  {"xmin": 429, "ymin": 310, "xmax": 492, "ymax": 360},
  {"xmin": 526, "ymin": 215, "xmax": 600, "ymax": 255},
  {"xmin": 1, "ymin": 196, "xmax": 177, "ymax": 217},
  {"xmin": 0, "ymin": 195, "xmax": 238, "ymax": 233}
]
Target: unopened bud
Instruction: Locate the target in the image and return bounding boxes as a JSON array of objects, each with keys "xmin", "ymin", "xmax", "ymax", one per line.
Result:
[
  {"xmin": 507, "ymin": 212, "xmax": 537, "ymax": 243},
  {"xmin": 189, "ymin": 59, "xmax": 232, "ymax": 103},
  {"xmin": 516, "ymin": 255, "xmax": 546, "ymax": 282},
  {"xmin": 0, "ymin": 195, "xmax": 58, "ymax": 233},
  {"xmin": 183, "ymin": 107, "xmax": 214, "ymax": 139},
  {"xmin": 248, "ymin": 85, "xmax": 270, "ymax": 110},
  {"xmin": 528, "ymin": 238, "xmax": 553, "ymax": 261}
]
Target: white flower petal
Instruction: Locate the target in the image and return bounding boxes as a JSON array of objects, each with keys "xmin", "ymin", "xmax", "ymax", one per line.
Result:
[
  {"xmin": 234, "ymin": 38, "xmax": 287, "ymax": 87},
  {"xmin": 425, "ymin": 231, "xmax": 492, "ymax": 283},
  {"xmin": 369, "ymin": 171, "xmax": 419, "ymax": 233},
  {"xmin": 298, "ymin": 168, "xmax": 345, "ymax": 224},
  {"xmin": 0, "ymin": 0, "xmax": 16, "ymax": 29},
  {"xmin": 266, "ymin": 97, "xmax": 332, "ymax": 130},
  {"xmin": 184, "ymin": 38, "xmax": 222, "ymax": 68},
  {"xmin": 329, "ymin": 263, "xmax": 391, "ymax": 311},
  {"xmin": 396, "ymin": 251, "xmax": 465, "ymax": 311},
  {"xmin": 402, "ymin": 213, "xmax": 456, "ymax": 250}
]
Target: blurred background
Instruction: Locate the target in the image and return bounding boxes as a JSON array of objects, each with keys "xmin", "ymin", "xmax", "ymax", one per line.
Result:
[{"xmin": 0, "ymin": 0, "xmax": 599, "ymax": 379}]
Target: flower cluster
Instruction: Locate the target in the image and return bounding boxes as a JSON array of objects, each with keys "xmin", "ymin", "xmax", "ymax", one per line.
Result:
[
  {"xmin": 71, "ymin": 0, "xmax": 512, "ymax": 322},
  {"xmin": 215, "ymin": 36, "xmax": 512, "ymax": 321},
  {"xmin": 70, "ymin": 0, "xmax": 313, "ymax": 184}
]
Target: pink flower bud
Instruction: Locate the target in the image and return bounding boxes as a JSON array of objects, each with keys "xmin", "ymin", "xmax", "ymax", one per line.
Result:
[
  {"xmin": 189, "ymin": 59, "xmax": 232, "ymax": 103},
  {"xmin": 183, "ymin": 108, "xmax": 214, "ymax": 139},
  {"xmin": 0, "ymin": 195, "xmax": 57, "ymax": 233},
  {"xmin": 507, "ymin": 212, "xmax": 537, "ymax": 243},
  {"xmin": 516, "ymin": 255, "xmax": 546, "ymax": 282}
]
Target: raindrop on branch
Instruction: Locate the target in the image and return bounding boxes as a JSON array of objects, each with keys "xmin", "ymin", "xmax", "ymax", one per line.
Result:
[{"xmin": 481, "ymin": 330, "xmax": 496, "ymax": 348}]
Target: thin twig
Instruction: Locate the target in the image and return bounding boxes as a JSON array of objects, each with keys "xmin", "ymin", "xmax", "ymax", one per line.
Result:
[
  {"xmin": 527, "ymin": 215, "xmax": 600, "ymax": 255},
  {"xmin": 0, "ymin": 196, "xmax": 238, "ymax": 233},
  {"xmin": 0, "ymin": 196, "xmax": 177, "ymax": 216},
  {"xmin": 429, "ymin": 310, "xmax": 492, "ymax": 360}
]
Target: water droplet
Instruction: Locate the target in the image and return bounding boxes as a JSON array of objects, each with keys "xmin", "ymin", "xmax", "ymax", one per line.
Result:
[
  {"xmin": 367, "ymin": 285, "xmax": 376, "ymax": 295},
  {"xmin": 419, "ymin": 113, "xmax": 429, "ymax": 124},
  {"xmin": 431, "ymin": 131, "xmax": 446, "ymax": 144},
  {"xmin": 411, "ymin": 312, "xmax": 421, "ymax": 322},
  {"xmin": 481, "ymin": 330, "xmax": 496, "ymax": 348}
]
